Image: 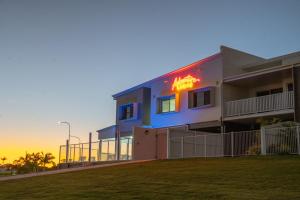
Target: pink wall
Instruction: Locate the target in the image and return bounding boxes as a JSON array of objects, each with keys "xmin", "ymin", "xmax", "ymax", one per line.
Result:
[{"xmin": 133, "ymin": 127, "xmax": 167, "ymax": 160}]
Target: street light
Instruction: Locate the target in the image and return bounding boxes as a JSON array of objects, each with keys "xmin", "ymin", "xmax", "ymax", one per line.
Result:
[{"xmin": 57, "ymin": 121, "xmax": 71, "ymax": 144}]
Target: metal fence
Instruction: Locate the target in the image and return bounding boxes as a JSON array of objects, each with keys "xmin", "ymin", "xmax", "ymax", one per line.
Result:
[
  {"xmin": 263, "ymin": 126, "xmax": 300, "ymax": 155},
  {"xmin": 59, "ymin": 137, "xmax": 132, "ymax": 163},
  {"xmin": 169, "ymin": 126, "xmax": 300, "ymax": 159}
]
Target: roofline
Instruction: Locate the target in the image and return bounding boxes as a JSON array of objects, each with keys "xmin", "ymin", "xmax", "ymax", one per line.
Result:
[
  {"xmin": 223, "ymin": 64, "xmax": 293, "ymax": 83},
  {"xmin": 112, "ymin": 52, "xmax": 221, "ymax": 99},
  {"xmin": 96, "ymin": 125, "xmax": 116, "ymax": 133},
  {"xmin": 240, "ymin": 50, "xmax": 300, "ymax": 69}
]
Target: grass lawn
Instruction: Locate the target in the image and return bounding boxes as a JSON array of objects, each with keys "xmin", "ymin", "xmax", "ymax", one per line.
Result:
[{"xmin": 0, "ymin": 156, "xmax": 300, "ymax": 200}]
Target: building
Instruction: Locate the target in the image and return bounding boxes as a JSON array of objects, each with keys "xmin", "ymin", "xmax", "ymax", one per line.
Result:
[{"xmin": 97, "ymin": 46, "xmax": 300, "ymax": 160}]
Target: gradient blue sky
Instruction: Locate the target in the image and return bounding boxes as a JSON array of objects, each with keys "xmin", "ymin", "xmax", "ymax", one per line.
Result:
[{"xmin": 1, "ymin": 0, "xmax": 300, "ymax": 161}]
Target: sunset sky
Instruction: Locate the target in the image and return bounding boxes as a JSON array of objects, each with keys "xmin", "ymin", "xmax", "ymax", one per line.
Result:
[{"xmin": 1, "ymin": 0, "xmax": 300, "ymax": 162}]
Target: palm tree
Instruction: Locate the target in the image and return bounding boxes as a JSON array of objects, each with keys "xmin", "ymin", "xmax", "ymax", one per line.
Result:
[
  {"xmin": 1, "ymin": 156, "xmax": 7, "ymax": 165},
  {"xmin": 39, "ymin": 152, "xmax": 55, "ymax": 170}
]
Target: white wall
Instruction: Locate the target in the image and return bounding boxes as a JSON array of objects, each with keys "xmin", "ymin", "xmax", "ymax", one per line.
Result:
[{"xmin": 148, "ymin": 55, "xmax": 223, "ymax": 128}]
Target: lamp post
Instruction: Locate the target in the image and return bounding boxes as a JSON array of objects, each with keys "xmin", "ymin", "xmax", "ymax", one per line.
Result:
[
  {"xmin": 58, "ymin": 121, "xmax": 71, "ymax": 144},
  {"xmin": 58, "ymin": 121, "xmax": 71, "ymax": 163}
]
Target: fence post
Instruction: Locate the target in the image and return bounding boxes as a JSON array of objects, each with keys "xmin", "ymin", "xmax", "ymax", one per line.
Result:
[
  {"xmin": 88, "ymin": 132, "xmax": 92, "ymax": 162},
  {"xmin": 66, "ymin": 139, "xmax": 69, "ymax": 163},
  {"xmin": 261, "ymin": 127, "xmax": 266, "ymax": 155},
  {"xmin": 78, "ymin": 144, "xmax": 81, "ymax": 162},
  {"xmin": 59, "ymin": 145, "xmax": 61, "ymax": 164},
  {"xmin": 127, "ymin": 138, "xmax": 130, "ymax": 160},
  {"xmin": 297, "ymin": 126, "xmax": 300, "ymax": 155},
  {"xmin": 231, "ymin": 132, "xmax": 234, "ymax": 157},
  {"xmin": 181, "ymin": 136, "xmax": 184, "ymax": 158},
  {"xmin": 204, "ymin": 135, "xmax": 207, "ymax": 158},
  {"xmin": 167, "ymin": 128, "xmax": 170, "ymax": 159},
  {"xmin": 99, "ymin": 140, "xmax": 102, "ymax": 161},
  {"xmin": 81, "ymin": 143, "xmax": 84, "ymax": 162}
]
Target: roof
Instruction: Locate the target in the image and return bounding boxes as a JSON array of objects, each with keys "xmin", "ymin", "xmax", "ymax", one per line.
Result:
[{"xmin": 112, "ymin": 52, "xmax": 221, "ymax": 99}]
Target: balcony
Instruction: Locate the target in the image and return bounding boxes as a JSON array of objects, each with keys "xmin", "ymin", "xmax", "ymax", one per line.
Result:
[{"xmin": 224, "ymin": 91, "xmax": 294, "ymax": 118}]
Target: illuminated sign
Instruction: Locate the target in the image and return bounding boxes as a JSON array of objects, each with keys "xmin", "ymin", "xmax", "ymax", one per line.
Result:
[{"xmin": 171, "ymin": 75, "xmax": 200, "ymax": 91}]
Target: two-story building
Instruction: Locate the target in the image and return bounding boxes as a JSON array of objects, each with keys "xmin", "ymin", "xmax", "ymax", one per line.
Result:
[{"xmin": 97, "ymin": 46, "xmax": 300, "ymax": 160}]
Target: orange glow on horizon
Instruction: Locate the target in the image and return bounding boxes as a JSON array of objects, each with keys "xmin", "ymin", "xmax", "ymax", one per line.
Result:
[{"xmin": 171, "ymin": 75, "xmax": 200, "ymax": 92}]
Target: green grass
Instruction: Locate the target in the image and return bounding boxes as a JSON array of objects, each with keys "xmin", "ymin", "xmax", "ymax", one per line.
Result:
[{"xmin": 0, "ymin": 156, "xmax": 300, "ymax": 200}]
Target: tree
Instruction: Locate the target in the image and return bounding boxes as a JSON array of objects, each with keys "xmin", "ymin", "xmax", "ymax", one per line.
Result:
[
  {"xmin": 12, "ymin": 152, "xmax": 56, "ymax": 174},
  {"xmin": 256, "ymin": 117, "xmax": 281, "ymax": 127},
  {"xmin": 1, "ymin": 156, "xmax": 7, "ymax": 165},
  {"xmin": 39, "ymin": 152, "xmax": 56, "ymax": 170}
]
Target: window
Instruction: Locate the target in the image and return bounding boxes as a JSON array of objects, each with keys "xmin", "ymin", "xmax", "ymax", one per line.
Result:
[
  {"xmin": 287, "ymin": 83, "xmax": 294, "ymax": 91},
  {"xmin": 119, "ymin": 104, "xmax": 134, "ymax": 120},
  {"xmin": 270, "ymin": 88, "xmax": 283, "ymax": 94},
  {"xmin": 256, "ymin": 88, "xmax": 283, "ymax": 97},
  {"xmin": 188, "ymin": 87, "xmax": 215, "ymax": 109},
  {"xmin": 256, "ymin": 90, "xmax": 270, "ymax": 97},
  {"xmin": 157, "ymin": 95, "xmax": 176, "ymax": 113}
]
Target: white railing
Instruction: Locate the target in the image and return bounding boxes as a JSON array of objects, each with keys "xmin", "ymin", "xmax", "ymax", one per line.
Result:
[
  {"xmin": 225, "ymin": 91, "xmax": 294, "ymax": 117},
  {"xmin": 168, "ymin": 126, "xmax": 300, "ymax": 159}
]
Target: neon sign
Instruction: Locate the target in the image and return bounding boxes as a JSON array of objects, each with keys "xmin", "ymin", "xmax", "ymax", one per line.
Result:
[{"xmin": 171, "ymin": 75, "xmax": 200, "ymax": 92}]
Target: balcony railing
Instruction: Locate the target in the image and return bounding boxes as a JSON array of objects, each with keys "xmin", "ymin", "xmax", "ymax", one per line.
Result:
[{"xmin": 225, "ymin": 91, "xmax": 294, "ymax": 117}]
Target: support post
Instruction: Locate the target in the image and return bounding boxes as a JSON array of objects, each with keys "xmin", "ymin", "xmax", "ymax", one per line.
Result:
[
  {"xmin": 127, "ymin": 138, "xmax": 130, "ymax": 160},
  {"xmin": 204, "ymin": 135, "xmax": 207, "ymax": 158},
  {"xmin": 58, "ymin": 145, "xmax": 61, "ymax": 164},
  {"xmin": 66, "ymin": 139, "xmax": 69, "ymax": 163},
  {"xmin": 78, "ymin": 144, "xmax": 81, "ymax": 162},
  {"xmin": 116, "ymin": 126, "xmax": 120, "ymax": 161},
  {"xmin": 261, "ymin": 128, "xmax": 266, "ymax": 155},
  {"xmin": 166, "ymin": 128, "xmax": 170, "ymax": 159},
  {"xmin": 88, "ymin": 132, "xmax": 92, "ymax": 162},
  {"xmin": 81, "ymin": 143, "xmax": 84, "ymax": 162},
  {"xmin": 181, "ymin": 136, "xmax": 184, "ymax": 158},
  {"xmin": 297, "ymin": 126, "xmax": 300, "ymax": 155},
  {"xmin": 99, "ymin": 140, "xmax": 102, "ymax": 161},
  {"xmin": 231, "ymin": 132, "xmax": 234, "ymax": 157}
]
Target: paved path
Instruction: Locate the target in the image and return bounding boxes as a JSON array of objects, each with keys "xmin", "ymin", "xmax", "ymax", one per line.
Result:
[{"xmin": 0, "ymin": 160, "xmax": 152, "ymax": 182}]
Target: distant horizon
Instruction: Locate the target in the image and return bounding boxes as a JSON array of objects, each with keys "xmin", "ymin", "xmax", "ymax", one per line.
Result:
[{"xmin": 1, "ymin": 0, "xmax": 300, "ymax": 162}]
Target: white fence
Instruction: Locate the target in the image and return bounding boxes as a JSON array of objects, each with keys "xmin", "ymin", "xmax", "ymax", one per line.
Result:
[
  {"xmin": 225, "ymin": 91, "xmax": 294, "ymax": 117},
  {"xmin": 262, "ymin": 126, "xmax": 300, "ymax": 155},
  {"xmin": 169, "ymin": 126, "xmax": 300, "ymax": 159}
]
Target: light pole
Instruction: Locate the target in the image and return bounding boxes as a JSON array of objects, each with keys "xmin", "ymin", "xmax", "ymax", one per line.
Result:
[
  {"xmin": 58, "ymin": 121, "xmax": 71, "ymax": 163},
  {"xmin": 58, "ymin": 121, "xmax": 71, "ymax": 144}
]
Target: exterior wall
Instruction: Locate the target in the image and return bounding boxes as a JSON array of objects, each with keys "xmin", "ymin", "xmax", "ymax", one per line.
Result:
[
  {"xmin": 133, "ymin": 127, "xmax": 167, "ymax": 160},
  {"xmin": 293, "ymin": 66, "xmax": 300, "ymax": 122},
  {"xmin": 223, "ymin": 76, "xmax": 293, "ymax": 102},
  {"xmin": 150, "ymin": 54, "xmax": 223, "ymax": 128},
  {"xmin": 221, "ymin": 46, "xmax": 265, "ymax": 78},
  {"xmin": 248, "ymin": 77, "xmax": 293, "ymax": 96},
  {"xmin": 223, "ymin": 84, "xmax": 249, "ymax": 102},
  {"xmin": 115, "ymin": 87, "xmax": 151, "ymax": 135}
]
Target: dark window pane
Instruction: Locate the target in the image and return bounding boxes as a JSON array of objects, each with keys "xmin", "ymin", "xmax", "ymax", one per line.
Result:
[
  {"xmin": 288, "ymin": 83, "xmax": 294, "ymax": 91},
  {"xmin": 120, "ymin": 104, "xmax": 134, "ymax": 120},
  {"xmin": 270, "ymin": 88, "xmax": 283, "ymax": 94},
  {"xmin": 197, "ymin": 92, "xmax": 204, "ymax": 107},
  {"xmin": 193, "ymin": 93, "xmax": 197, "ymax": 107},
  {"xmin": 204, "ymin": 91, "xmax": 210, "ymax": 105},
  {"xmin": 256, "ymin": 90, "xmax": 270, "ymax": 97}
]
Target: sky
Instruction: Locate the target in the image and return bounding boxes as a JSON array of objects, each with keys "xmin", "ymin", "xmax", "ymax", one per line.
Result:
[{"xmin": 0, "ymin": 0, "xmax": 300, "ymax": 162}]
